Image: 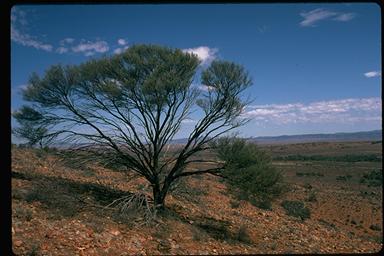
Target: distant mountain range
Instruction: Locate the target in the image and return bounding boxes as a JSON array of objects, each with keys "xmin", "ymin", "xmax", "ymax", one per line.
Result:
[
  {"xmin": 171, "ymin": 130, "xmax": 382, "ymax": 145},
  {"xmin": 247, "ymin": 130, "xmax": 382, "ymax": 144}
]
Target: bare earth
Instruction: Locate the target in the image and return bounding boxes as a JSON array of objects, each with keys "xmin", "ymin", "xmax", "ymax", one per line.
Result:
[{"xmin": 12, "ymin": 141, "xmax": 382, "ymax": 255}]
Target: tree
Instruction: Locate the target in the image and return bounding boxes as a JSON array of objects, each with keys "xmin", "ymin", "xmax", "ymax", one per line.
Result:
[
  {"xmin": 12, "ymin": 106, "xmax": 53, "ymax": 148},
  {"xmin": 14, "ymin": 44, "xmax": 252, "ymax": 209}
]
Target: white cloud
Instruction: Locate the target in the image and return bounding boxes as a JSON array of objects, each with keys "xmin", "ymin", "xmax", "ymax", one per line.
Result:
[
  {"xmin": 333, "ymin": 13, "xmax": 356, "ymax": 22},
  {"xmin": 182, "ymin": 46, "xmax": 218, "ymax": 65},
  {"xmin": 198, "ymin": 84, "xmax": 215, "ymax": 92},
  {"xmin": 181, "ymin": 118, "xmax": 197, "ymax": 124},
  {"xmin": 11, "ymin": 7, "xmax": 53, "ymax": 52},
  {"xmin": 242, "ymin": 98, "xmax": 381, "ymax": 125},
  {"xmin": 113, "ymin": 46, "xmax": 129, "ymax": 55},
  {"xmin": 300, "ymin": 8, "xmax": 356, "ymax": 27},
  {"xmin": 11, "ymin": 7, "xmax": 110, "ymax": 57},
  {"xmin": 60, "ymin": 38, "xmax": 75, "ymax": 45},
  {"xmin": 11, "ymin": 24, "xmax": 53, "ymax": 52},
  {"xmin": 364, "ymin": 71, "xmax": 381, "ymax": 78},
  {"xmin": 56, "ymin": 47, "xmax": 69, "ymax": 54},
  {"xmin": 72, "ymin": 40, "xmax": 109, "ymax": 56},
  {"xmin": 117, "ymin": 39, "xmax": 127, "ymax": 46}
]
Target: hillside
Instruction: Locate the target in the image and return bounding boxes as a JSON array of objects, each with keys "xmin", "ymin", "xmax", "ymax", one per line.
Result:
[{"xmin": 11, "ymin": 141, "xmax": 382, "ymax": 255}]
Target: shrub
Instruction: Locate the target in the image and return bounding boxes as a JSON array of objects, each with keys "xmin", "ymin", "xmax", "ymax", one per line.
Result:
[
  {"xmin": 281, "ymin": 200, "xmax": 310, "ymax": 220},
  {"xmin": 296, "ymin": 172, "xmax": 324, "ymax": 177},
  {"xmin": 14, "ymin": 206, "xmax": 33, "ymax": 221},
  {"xmin": 369, "ymin": 224, "xmax": 382, "ymax": 231},
  {"xmin": 196, "ymin": 218, "xmax": 231, "ymax": 241},
  {"xmin": 230, "ymin": 200, "xmax": 241, "ymax": 209},
  {"xmin": 251, "ymin": 198, "xmax": 272, "ymax": 210},
  {"xmin": 212, "ymin": 137, "xmax": 283, "ymax": 206},
  {"xmin": 360, "ymin": 169, "xmax": 382, "ymax": 187},
  {"xmin": 306, "ymin": 190, "xmax": 317, "ymax": 202},
  {"xmin": 236, "ymin": 225, "xmax": 252, "ymax": 244}
]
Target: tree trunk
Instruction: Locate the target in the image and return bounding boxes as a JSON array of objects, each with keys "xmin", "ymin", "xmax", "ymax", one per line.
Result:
[{"xmin": 152, "ymin": 184, "xmax": 166, "ymax": 210}]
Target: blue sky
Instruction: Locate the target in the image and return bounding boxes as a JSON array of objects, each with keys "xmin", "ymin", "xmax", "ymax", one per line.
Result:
[{"xmin": 11, "ymin": 3, "xmax": 381, "ymax": 139}]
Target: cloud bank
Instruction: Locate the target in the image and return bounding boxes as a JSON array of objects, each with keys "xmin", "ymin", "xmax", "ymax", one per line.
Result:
[
  {"xmin": 11, "ymin": 8, "xmax": 53, "ymax": 52},
  {"xmin": 242, "ymin": 97, "xmax": 381, "ymax": 125}
]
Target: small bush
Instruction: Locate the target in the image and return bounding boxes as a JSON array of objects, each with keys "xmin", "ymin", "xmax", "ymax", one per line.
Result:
[
  {"xmin": 14, "ymin": 206, "xmax": 33, "ymax": 221},
  {"xmin": 336, "ymin": 175, "xmax": 352, "ymax": 181},
  {"xmin": 196, "ymin": 218, "xmax": 231, "ymax": 241},
  {"xmin": 12, "ymin": 189, "xmax": 27, "ymax": 200},
  {"xmin": 212, "ymin": 137, "xmax": 283, "ymax": 205},
  {"xmin": 306, "ymin": 190, "xmax": 317, "ymax": 202},
  {"xmin": 281, "ymin": 200, "xmax": 310, "ymax": 220},
  {"xmin": 191, "ymin": 227, "xmax": 206, "ymax": 241},
  {"xmin": 251, "ymin": 198, "xmax": 272, "ymax": 210},
  {"xmin": 230, "ymin": 200, "xmax": 241, "ymax": 209},
  {"xmin": 369, "ymin": 224, "xmax": 382, "ymax": 231},
  {"xmin": 26, "ymin": 244, "xmax": 40, "ymax": 256},
  {"xmin": 360, "ymin": 169, "xmax": 382, "ymax": 187},
  {"xmin": 296, "ymin": 172, "xmax": 324, "ymax": 177},
  {"xmin": 236, "ymin": 225, "xmax": 252, "ymax": 244}
]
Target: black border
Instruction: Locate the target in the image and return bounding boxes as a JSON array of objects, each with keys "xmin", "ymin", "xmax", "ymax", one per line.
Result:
[{"xmin": 4, "ymin": 0, "xmax": 383, "ymax": 256}]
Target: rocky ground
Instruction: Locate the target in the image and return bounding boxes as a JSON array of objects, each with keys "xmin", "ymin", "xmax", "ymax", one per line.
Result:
[{"xmin": 11, "ymin": 143, "xmax": 383, "ymax": 255}]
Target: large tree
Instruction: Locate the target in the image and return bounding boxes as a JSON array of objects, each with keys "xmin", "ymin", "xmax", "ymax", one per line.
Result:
[{"xmin": 14, "ymin": 44, "xmax": 252, "ymax": 209}]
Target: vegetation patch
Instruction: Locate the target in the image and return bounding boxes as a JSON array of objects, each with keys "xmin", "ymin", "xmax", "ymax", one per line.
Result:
[
  {"xmin": 306, "ymin": 190, "xmax": 317, "ymax": 202},
  {"xmin": 369, "ymin": 224, "xmax": 382, "ymax": 231},
  {"xmin": 275, "ymin": 154, "xmax": 381, "ymax": 162},
  {"xmin": 235, "ymin": 225, "xmax": 253, "ymax": 244},
  {"xmin": 336, "ymin": 175, "xmax": 352, "ymax": 181},
  {"xmin": 360, "ymin": 169, "xmax": 382, "ymax": 187},
  {"xmin": 14, "ymin": 206, "xmax": 33, "ymax": 221},
  {"xmin": 281, "ymin": 200, "xmax": 311, "ymax": 220},
  {"xmin": 212, "ymin": 137, "xmax": 284, "ymax": 208},
  {"xmin": 196, "ymin": 218, "xmax": 232, "ymax": 241},
  {"xmin": 296, "ymin": 171, "xmax": 324, "ymax": 177}
]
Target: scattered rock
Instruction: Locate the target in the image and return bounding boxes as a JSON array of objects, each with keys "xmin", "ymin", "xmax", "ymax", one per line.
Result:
[
  {"xmin": 14, "ymin": 240, "xmax": 23, "ymax": 247},
  {"xmin": 110, "ymin": 229, "xmax": 121, "ymax": 236}
]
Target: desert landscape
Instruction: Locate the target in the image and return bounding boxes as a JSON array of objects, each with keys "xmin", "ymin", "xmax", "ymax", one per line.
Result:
[
  {"xmin": 10, "ymin": 4, "xmax": 382, "ymax": 255},
  {"xmin": 12, "ymin": 140, "xmax": 382, "ymax": 255}
]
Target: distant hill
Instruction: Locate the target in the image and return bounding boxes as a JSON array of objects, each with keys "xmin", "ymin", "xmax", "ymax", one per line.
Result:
[
  {"xmin": 247, "ymin": 130, "xmax": 382, "ymax": 145},
  {"xmin": 170, "ymin": 130, "xmax": 382, "ymax": 145}
]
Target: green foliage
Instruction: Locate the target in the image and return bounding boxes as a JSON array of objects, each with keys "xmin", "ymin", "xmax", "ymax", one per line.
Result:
[
  {"xmin": 251, "ymin": 198, "xmax": 272, "ymax": 210},
  {"xmin": 200, "ymin": 60, "xmax": 252, "ymax": 117},
  {"xmin": 360, "ymin": 169, "xmax": 382, "ymax": 187},
  {"xmin": 281, "ymin": 200, "xmax": 311, "ymax": 220},
  {"xmin": 12, "ymin": 106, "xmax": 52, "ymax": 148},
  {"xmin": 212, "ymin": 137, "xmax": 283, "ymax": 206}
]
